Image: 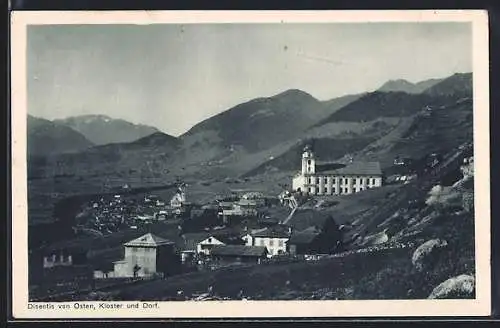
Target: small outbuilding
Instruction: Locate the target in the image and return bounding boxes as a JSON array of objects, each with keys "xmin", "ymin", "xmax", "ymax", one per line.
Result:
[{"xmin": 209, "ymin": 245, "xmax": 268, "ymax": 265}]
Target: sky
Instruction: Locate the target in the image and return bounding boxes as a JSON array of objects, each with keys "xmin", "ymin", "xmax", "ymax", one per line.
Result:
[{"xmin": 27, "ymin": 22, "xmax": 472, "ymax": 136}]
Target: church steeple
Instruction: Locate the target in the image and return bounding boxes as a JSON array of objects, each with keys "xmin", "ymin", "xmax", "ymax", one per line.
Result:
[{"xmin": 301, "ymin": 144, "xmax": 316, "ymax": 174}]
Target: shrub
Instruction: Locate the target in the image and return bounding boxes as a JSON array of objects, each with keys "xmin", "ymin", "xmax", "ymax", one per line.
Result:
[
  {"xmin": 411, "ymin": 239, "xmax": 449, "ymax": 272},
  {"xmin": 427, "ymin": 274, "xmax": 475, "ymax": 299}
]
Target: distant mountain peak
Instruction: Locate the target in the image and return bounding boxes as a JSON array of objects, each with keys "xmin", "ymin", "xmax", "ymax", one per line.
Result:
[
  {"xmin": 272, "ymin": 88, "xmax": 316, "ymax": 100},
  {"xmin": 422, "ymin": 72, "xmax": 472, "ymax": 97},
  {"xmin": 54, "ymin": 115, "xmax": 161, "ymax": 145},
  {"xmin": 377, "ymin": 77, "xmax": 444, "ymax": 94},
  {"xmin": 65, "ymin": 114, "xmax": 112, "ymax": 120},
  {"xmin": 383, "ymin": 79, "xmax": 413, "ymax": 85}
]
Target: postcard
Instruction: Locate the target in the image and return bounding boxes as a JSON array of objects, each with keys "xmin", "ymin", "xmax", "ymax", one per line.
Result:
[{"xmin": 10, "ymin": 10, "xmax": 490, "ymax": 319}]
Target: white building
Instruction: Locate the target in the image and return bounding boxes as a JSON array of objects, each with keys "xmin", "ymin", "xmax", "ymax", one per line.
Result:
[
  {"xmin": 292, "ymin": 145, "xmax": 383, "ymax": 196},
  {"xmin": 242, "ymin": 228, "xmax": 290, "ymax": 256},
  {"xmin": 218, "ymin": 199, "xmax": 258, "ymax": 217},
  {"xmin": 94, "ymin": 233, "xmax": 178, "ymax": 279},
  {"xmin": 170, "ymin": 186, "xmax": 186, "ymax": 208},
  {"xmin": 196, "ymin": 236, "xmax": 226, "ymax": 255}
]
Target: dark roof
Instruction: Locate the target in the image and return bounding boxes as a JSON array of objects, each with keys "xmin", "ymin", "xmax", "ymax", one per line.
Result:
[
  {"xmin": 316, "ymin": 162, "xmax": 346, "ymax": 170},
  {"xmin": 252, "ymin": 227, "xmax": 290, "ymax": 239},
  {"xmin": 317, "ymin": 161, "xmax": 382, "ymax": 176},
  {"xmin": 210, "ymin": 245, "xmax": 268, "ymax": 257},
  {"xmin": 288, "ymin": 227, "xmax": 321, "ymax": 244},
  {"xmin": 239, "ymin": 218, "xmax": 267, "ymax": 230},
  {"xmin": 285, "ymin": 209, "xmax": 335, "ymax": 232},
  {"xmin": 40, "ymin": 238, "xmax": 97, "ymax": 255},
  {"xmin": 181, "ymin": 231, "xmax": 244, "ymax": 251},
  {"xmin": 41, "ymin": 244, "xmax": 89, "ymax": 255}
]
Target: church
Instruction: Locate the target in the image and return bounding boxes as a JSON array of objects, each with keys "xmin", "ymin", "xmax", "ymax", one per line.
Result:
[{"xmin": 292, "ymin": 145, "xmax": 383, "ymax": 196}]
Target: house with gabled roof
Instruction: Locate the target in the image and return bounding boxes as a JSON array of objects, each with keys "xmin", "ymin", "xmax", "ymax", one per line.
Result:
[
  {"xmin": 242, "ymin": 226, "xmax": 291, "ymax": 256},
  {"xmin": 180, "ymin": 231, "xmax": 245, "ymax": 260},
  {"xmin": 209, "ymin": 245, "xmax": 268, "ymax": 265},
  {"xmin": 95, "ymin": 233, "xmax": 180, "ymax": 279}
]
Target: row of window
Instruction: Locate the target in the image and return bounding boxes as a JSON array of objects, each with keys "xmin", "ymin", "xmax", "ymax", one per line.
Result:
[
  {"xmin": 129, "ymin": 247, "xmax": 155, "ymax": 253},
  {"xmin": 307, "ymin": 185, "xmax": 374, "ymax": 194},
  {"xmin": 307, "ymin": 177, "xmax": 378, "ymax": 185},
  {"xmin": 45, "ymin": 255, "xmax": 71, "ymax": 262},
  {"xmin": 257, "ymin": 238, "xmax": 285, "ymax": 247}
]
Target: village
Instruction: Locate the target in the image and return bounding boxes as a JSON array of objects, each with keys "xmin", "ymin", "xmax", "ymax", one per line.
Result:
[{"xmin": 30, "ymin": 141, "xmax": 474, "ymax": 301}]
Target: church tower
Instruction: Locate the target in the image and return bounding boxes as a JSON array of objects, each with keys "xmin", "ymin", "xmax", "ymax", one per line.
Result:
[{"xmin": 301, "ymin": 145, "xmax": 316, "ymax": 175}]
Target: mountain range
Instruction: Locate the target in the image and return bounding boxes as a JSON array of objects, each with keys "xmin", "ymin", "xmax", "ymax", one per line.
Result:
[
  {"xmin": 54, "ymin": 115, "xmax": 161, "ymax": 146},
  {"xmin": 377, "ymin": 77, "xmax": 443, "ymax": 94},
  {"xmin": 27, "ymin": 115, "xmax": 94, "ymax": 156},
  {"xmin": 27, "ymin": 72, "xmax": 473, "ymax": 185}
]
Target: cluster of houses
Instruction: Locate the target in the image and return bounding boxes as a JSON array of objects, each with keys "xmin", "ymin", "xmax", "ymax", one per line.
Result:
[
  {"xmin": 39, "ymin": 204, "xmax": 344, "ymax": 281},
  {"xmin": 92, "ymin": 206, "xmax": 342, "ymax": 279},
  {"xmin": 76, "ymin": 184, "xmax": 196, "ymax": 235},
  {"xmin": 34, "ymin": 146, "xmax": 389, "ymax": 283},
  {"xmin": 78, "ymin": 184, "xmax": 283, "ymax": 237},
  {"xmin": 78, "ymin": 194, "xmax": 132, "ymax": 234}
]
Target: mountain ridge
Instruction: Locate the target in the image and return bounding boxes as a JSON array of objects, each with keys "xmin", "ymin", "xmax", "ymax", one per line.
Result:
[
  {"xmin": 27, "ymin": 115, "xmax": 95, "ymax": 156},
  {"xmin": 377, "ymin": 78, "xmax": 443, "ymax": 94},
  {"xmin": 54, "ymin": 114, "xmax": 161, "ymax": 145},
  {"xmin": 422, "ymin": 72, "xmax": 472, "ymax": 97},
  {"xmin": 27, "ymin": 71, "xmax": 473, "ymax": 184}
]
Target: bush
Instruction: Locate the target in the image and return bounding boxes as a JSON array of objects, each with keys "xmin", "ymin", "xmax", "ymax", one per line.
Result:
[
  {"xmin": 411, "ymin": 239, "xmax": 448, "ymax": 272},
  {"xmin": 428, "ymin": 274, "xmax": 475, "ymax": 299}
]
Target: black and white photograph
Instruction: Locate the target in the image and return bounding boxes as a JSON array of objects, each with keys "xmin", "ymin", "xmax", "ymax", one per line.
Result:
[{"xmin": 10, "ymin": 10, "xmax": 490, "ymax": 318}]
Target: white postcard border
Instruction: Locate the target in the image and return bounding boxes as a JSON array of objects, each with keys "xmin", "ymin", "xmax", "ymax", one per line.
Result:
[{"xmin": 10, "ymin": 10, "xmax": 491, "ymax": 319}]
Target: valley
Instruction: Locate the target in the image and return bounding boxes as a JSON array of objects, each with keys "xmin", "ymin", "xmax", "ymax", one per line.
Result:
[{"xmin": 26, "ymin": 72, "xmax": 476, "ymax": 301}]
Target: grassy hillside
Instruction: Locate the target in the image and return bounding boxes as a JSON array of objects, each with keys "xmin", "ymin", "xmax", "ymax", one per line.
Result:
[
  {"xmin": 243, "ymin": 117, "xmax": 405, "ymax": 177},
  {"xmin": 423, "ymin": 73, "xmax": 472, "ymax": 98},
  {"xmin": 243, "ymin": 137, "xmax": 377, "ymax": 177},
  {"xmin": 314, "ymin": 91, "xmax": 451, "ymax": 125},
  {"xmin": 182, "ymin": 90, "xmax": 362, "ymax": 156},
  {"xmin": 245, "ymin": 91, "xmax": 472, "ymax": 176},
  {"xmin": 350, "ymin": 97, "xmax": 473, "ymax": 167},
  {"xmin": 28, "ymin": 132, "xmax": 180, "ymax": 180},
  {"xmin": 182, "ymin": 89, "xmax": 324, "ymax": 154}
]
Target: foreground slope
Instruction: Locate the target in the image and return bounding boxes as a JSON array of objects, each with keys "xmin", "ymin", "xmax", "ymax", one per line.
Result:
[{"xmin": 61, "ymin": 144, "xmax": 474, "ymax": 302}]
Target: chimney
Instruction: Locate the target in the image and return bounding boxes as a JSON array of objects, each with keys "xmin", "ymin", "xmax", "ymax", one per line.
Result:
[{"xmin": 288, "ymin": 226, "xmax": 293, "ymax": 235}]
